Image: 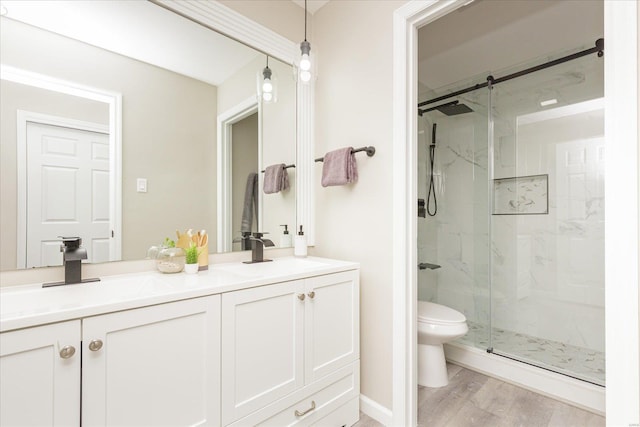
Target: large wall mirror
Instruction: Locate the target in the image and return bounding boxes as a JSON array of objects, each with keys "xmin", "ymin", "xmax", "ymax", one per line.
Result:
[{"xmin": 0, "ymin": 0, "xmax": 313, "ymax": 272}]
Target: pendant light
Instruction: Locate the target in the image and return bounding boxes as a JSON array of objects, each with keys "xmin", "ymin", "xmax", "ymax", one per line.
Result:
[
  {"xmin": 258, "ymin": 55, "xmax": 277, "ymax": 103},
  {"xmin": 299, "ymin": 0, "xmax": 311, "ymax": 83}
]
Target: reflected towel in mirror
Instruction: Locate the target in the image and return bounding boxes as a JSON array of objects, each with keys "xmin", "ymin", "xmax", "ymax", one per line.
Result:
[
  {"xmin": 241, "ymin": 173, "xmax": 258, "ymax": 232},
  {"xmin": 321, "ymin": 147, "xmax": 358, "ymax": 187},
  {"xmin": 263, "ymin": 163, "xmax": 290, "ymax": 194}
]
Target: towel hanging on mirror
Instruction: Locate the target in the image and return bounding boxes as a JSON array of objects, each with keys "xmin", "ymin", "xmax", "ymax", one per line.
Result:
[
  {"xmin": 263, "ymin": 163, "xmax": 290, "ymax": 194},
  {"xmin": 321, "ymin": 147, "xmax": 358, "ymax": 187}
]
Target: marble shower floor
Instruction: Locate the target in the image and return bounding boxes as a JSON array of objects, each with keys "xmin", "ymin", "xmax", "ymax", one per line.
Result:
[{"xmin": 458, "ymin": 321, "xmax": 605, "ymax": 386}]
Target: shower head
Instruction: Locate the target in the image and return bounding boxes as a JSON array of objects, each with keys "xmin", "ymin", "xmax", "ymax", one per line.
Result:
[
  {"xmin": 418, "ymin": 100, "xmax": 474, "ymax": 116},
  {"xmin": 436, "ymin": 102, "xmax": 474, "ymax": 116}
]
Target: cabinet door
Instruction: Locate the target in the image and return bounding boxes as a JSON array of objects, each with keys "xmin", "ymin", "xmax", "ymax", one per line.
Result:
[
  {"xmin": 221, "ymin": 280, "xmax": 305, "ymax": 425},
  {"xmin": 82, "ymin": 296, "xmax": 220, "ymax": 426},
  {"xmin": 305, "ymin": 271, "xmax": 359, "ymax": 383},
  {"xmin": 0, "ymin": 320, "xmax": 81, "ymax": 426}
]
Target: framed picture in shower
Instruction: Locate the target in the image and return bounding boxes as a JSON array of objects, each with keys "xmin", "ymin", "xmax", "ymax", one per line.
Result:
[{"xmin": 493, "ymin": 174, "xmax": 549, "ymax": 215}]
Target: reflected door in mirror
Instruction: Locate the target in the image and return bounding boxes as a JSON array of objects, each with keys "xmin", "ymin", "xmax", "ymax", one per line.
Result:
[{"xmin": 24, "ymin": 122, "xmax": 111, "ymax": 268}]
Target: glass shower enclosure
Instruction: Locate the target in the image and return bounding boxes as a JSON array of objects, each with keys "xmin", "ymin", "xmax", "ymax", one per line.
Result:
[{"xmin": 417, "ymin": 41, "xmax": 605, "ymax": 386}]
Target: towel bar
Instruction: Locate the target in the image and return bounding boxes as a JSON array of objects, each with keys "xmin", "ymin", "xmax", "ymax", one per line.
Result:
[
  {"xmin": 315, "ymin": 146, "xmax": 376, "ymax": 162},
  {"xmin": 260, "ymin": 164, "xmax": 295, "ymax": 173}
]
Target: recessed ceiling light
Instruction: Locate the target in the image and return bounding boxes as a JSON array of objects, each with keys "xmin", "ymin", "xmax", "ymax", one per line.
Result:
[
  {"xmin": 540, "ymin": 98, "xmax": 558, "ymax": 107},
  {"xmin": 0, "ymin": 4, "xmax": 8, "ymax": 16}
]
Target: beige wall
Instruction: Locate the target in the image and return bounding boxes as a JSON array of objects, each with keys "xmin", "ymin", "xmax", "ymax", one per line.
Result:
[
  {"xmin": 313, "ymin": 1, "xmax": 407, "ymax": 410},
  {"xmin": 0, "ymin": 18, "xmax": 217, "ymax": 267}
]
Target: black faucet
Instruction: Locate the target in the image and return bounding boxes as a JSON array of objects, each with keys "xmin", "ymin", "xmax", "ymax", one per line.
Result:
[
  {"xmin": 243, "ymin": 232, "xmax": 275, "ymax": 264},
  {"xmin": 43, "ymin": 237, "xmax": 100, "ymax": 288}
]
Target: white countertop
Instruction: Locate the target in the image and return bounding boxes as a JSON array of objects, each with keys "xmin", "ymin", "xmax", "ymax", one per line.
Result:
[{"xmin": 0, "ymin": 256, "xmax": 358, "ymax": 332}]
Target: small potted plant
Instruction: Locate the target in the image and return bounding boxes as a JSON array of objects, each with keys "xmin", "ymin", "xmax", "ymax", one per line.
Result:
[{"xmin": 184, "ymin": 242, "xmax": 200, "ymax": 274}]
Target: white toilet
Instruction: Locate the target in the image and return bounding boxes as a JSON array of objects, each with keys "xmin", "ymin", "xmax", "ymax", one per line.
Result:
[{"xmin": 417, "ymin": 300, "xmax": 468, "ymax": 388}]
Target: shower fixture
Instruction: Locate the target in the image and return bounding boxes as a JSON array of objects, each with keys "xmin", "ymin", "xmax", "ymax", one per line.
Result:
[
  {"xmin": 427, "ymin": 123, "xmax": 437, "ymax": 216},
  {"xmin": 419, "ymin": 262, "xmax": 441, "ymax": 270},
  {"xmin": 418, "ymin": 100, "xmax": 474, "ymax": 117}
]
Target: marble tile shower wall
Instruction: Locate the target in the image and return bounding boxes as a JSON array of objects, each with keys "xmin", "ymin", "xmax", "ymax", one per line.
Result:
[
  {"xmin": 491, "ymin": 107, "xmax": 605, "ymax": 352},
  {"xmin": 418, "ymin": 104, "xmax": 604, "ymax": 354}
]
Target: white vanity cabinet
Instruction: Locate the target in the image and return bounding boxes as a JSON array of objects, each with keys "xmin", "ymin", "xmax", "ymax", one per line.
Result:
[
  {"xmin": 0, "ymin": 257, "xmax": 360, "ymax": 427},
  {"xmin": 0, "ymin": 320, "xmax": 81, "ymax": 426},
  {"xmin": 0, "ymin": 296, "xmax": 220, "ymax": 427},
  {"xmin": 221, "ymin": 270, "xmax": 360, "ymax": 426},
  {"xmin": 82, "ymin": 295, "xmax": 221, "ymax": 426}
]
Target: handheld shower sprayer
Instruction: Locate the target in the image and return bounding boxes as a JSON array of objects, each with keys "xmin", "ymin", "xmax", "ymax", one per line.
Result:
[{"xmin": 427, "ymin": 123, "xmax": 437, "ymax": 216}]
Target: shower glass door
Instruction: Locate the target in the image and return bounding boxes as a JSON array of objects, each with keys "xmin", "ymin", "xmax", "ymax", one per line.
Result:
[
  {"xmin": 417, "ymin": 79, "xmax": 491, "ymax": 352},
  {"xmin": 488, "ymin": 50, "xmax": 605, "ymax": 385}
]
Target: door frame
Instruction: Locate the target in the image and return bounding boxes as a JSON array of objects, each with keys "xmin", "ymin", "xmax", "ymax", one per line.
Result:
[
  {"xmin": 217, "ymin": 97, "xmax": 262, "ymax": 252},
  {"xmin": 1, "ymin": 65, "xmax": 123, "ymax": 268},
  {"xmin": 17, "ymin": 111, "xmax": 111, "ymax": 268},
  {"xmin": 392, "ymin": 1, "xmax": 639, "ymax": 425}
]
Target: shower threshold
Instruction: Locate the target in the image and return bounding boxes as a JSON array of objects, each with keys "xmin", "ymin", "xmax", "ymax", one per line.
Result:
[{"xmin": 458, "ymin": 320, "xmax": 605, "ymax": 387}]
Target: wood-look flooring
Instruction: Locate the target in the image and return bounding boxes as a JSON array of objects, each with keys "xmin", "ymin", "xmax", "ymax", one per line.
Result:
[{"xmin": 353, "ymin": 363, "xmax": 604, "ymax": 427}]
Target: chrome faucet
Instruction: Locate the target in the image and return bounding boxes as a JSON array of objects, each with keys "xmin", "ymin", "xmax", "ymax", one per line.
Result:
[
  {"xmin": 244, "ymin": 232, "xmax": 275, "ymax": 264},
  {"xmin": 43, "ymin": 237, "xmax": 100, "ymax": 288}
]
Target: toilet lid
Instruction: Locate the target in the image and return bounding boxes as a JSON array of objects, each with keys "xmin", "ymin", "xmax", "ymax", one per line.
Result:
[{"xmin": 418, "ymin": 301, "xmax": 466, "ymax": 324}]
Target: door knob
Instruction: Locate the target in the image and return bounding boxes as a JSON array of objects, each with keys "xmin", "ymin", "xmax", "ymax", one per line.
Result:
[
  {"xmin": 307, "ymin": 291, "xmax": 315, "ymax": 299},
  {"xmin": 297, "ymin": 293, "xmax": 305, "ymax": 301},
  {"xmin": 88, "ymin": 339, "xmax": 103, "ymax": 352},
  {"xmin": 59, "ymin": 345, "xmax": 76, "ymax": 359}
]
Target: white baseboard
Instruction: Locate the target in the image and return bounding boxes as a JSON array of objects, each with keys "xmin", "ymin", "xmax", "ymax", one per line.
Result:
[
  {"xmin": 359, "ymin": 394, "xmax": 392, "ymax": 426},
  {"xmin": 444, "ymin": 342, "xmax": 605, "ymax": 415}
]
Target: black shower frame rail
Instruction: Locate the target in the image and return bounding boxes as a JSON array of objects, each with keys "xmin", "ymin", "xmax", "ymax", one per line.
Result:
[{"xmin": 417, "ymin": 38, "xmax": 604, "ymax": 114}]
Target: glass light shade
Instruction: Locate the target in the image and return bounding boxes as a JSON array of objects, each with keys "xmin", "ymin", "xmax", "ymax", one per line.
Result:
[
  {"xmin": 262, "ymin": 78, "xmax": 273, "ymax": 93},
  {"xmin": 300, "ymin": 54, "xmax": 311, "ymax": 71},
  {"xmin": 257, "ymin": 65, "xmax": 277, "ymax": 103},
  {"xmin": 300, "ymin": 70, "xmax": 311, "ymax": 83}
]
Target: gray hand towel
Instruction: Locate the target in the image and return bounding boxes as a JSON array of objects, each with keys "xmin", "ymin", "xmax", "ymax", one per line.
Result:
[
  {"xmin": 263, "ymin": 163, "xmax": 290, "ymax": 194},
  {"xmin": 321, "ymin": 147, "xmax": 358, "ymax": 187},
  {"xmin": 241, "ymin": 172, "xmax": 258, "ymax": 232}
]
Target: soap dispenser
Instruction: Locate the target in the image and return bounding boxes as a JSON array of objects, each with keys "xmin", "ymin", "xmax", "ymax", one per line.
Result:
[
  {"xmin": 294, "ymin": 225, "xmax": 307, "ymax": 257},
  {"xmin": 280, "ymin": 224, "xmax": 292, "ymax": 247}
]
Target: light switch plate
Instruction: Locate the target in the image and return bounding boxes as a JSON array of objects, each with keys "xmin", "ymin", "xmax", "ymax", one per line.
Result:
[{"xmin": 136, "ymin": 178, "xmax": 147, "ymax": 193}]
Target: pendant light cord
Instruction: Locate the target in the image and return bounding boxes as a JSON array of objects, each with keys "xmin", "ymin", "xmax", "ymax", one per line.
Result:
[{"xmin": 304, "ymin": 0, "xmax": 308, "ymax": 41}]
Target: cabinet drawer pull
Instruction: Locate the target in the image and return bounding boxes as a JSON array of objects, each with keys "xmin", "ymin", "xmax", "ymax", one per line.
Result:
[
  {"xmin": 59, "ymin": 345, "xmax": 76, "ymax": 359},
  {"xmin": 294, "ymin": 400, "xmax": 316, "ymax": 417},
  {"xmin": 297, "ymin": 293, "xmax": 306, "ymax": 301},
  {"xmin": 88, "ymin": 339, "xmax": 103, "ymax": 352},
  {"xmin": 307, "ymin": 291, "xmax": 315, "ymax": 299}
]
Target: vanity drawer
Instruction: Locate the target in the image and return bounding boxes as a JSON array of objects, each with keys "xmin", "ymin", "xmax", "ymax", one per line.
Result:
[{"xmin": 229, "ymin": 361, "xmax": 359, "ymax": 427}]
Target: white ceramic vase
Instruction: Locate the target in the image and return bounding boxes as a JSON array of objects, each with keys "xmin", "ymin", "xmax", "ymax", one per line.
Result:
[{"xmin": 184, "ymin": 263, "xmax": 199, "ymax": 274}]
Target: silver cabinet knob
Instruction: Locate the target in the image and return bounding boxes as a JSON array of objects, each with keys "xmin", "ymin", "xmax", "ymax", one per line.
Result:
[
  {"xmin": 59, "ymin": 345, "xmax": 76, "ymax": 359},
  {"xmin": 88, "ymin": 339, "xmax": 103, "ymax": 352},
  {"xmin": 297, "ymin": 293, "xmax": 306, "ymax": 301},
  {"xmin": 307, "ymin": 291, "xmax": 315, "ymax": 299}
]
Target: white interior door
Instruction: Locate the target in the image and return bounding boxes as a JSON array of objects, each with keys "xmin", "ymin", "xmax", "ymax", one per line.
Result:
[{"xmin": 26, "ymin": 121, "xmax": 110, "ymax": 268}]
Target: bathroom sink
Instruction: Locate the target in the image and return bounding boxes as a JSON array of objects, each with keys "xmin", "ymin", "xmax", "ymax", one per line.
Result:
[
  {"xmin": 0, "ymin": 275, "xmax": 173, "ymax": 319},
  {"xmin": 214, "ymin": 257, "xmax": 329, "ymax": 278}
]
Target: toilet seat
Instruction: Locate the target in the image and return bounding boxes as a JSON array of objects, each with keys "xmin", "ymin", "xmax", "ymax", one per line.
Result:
[{"xmin": 418, "ymin": 301, "xmax": 466, "ymax": 325}]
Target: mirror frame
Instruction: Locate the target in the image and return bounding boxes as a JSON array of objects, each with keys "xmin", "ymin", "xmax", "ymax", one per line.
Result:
[{"xmin": 154, "ymin": 0, "xmax": 315, "ymax": 247}]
